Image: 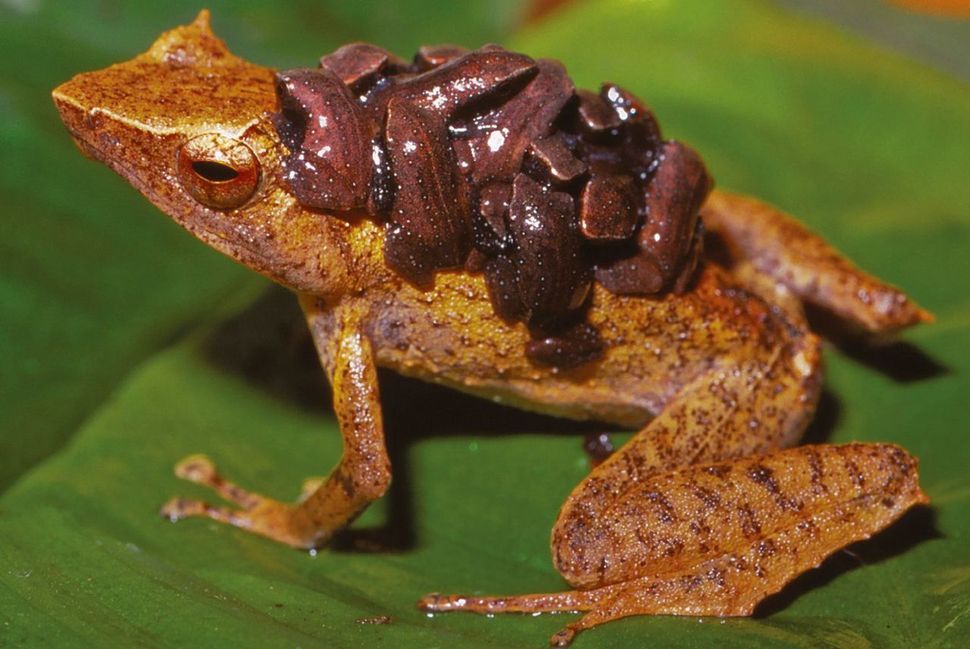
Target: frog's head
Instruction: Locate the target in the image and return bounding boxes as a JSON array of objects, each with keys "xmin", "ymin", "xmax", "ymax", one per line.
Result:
[{"xmin": 52, "ymin": 11, "xmax": 352, "ymax": 297}]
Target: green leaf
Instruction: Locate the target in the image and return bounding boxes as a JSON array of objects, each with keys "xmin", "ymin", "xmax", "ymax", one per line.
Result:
[{"xmin": 2, "ymin": 0, "xmax": 968, "ymax": 647}]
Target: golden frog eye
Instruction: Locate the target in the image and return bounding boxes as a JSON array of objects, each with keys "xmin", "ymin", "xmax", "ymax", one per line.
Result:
[{"xmin": 177, "ymin": 133, "xmax": 260, "ymax": 210}]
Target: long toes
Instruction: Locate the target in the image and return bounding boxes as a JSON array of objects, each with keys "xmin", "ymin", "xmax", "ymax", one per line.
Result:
[
  {"xmin": 159, "ymin": 497, "xmax": 236, "ymax": 523},
  {"xmin": 549, "ymin": 627, "xmax": 577, "ymax": 647},
  {"xmin": 160, "ymin": 463, "xmax": 330, "ymax": 549}
]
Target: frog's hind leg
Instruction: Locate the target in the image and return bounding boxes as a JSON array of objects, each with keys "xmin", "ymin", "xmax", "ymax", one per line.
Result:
[
  {"xmin": 420, "ymin": 443, "xmax": 926, "ymax": 647},
  {"xmin": 160, "ymin": 298, "xmax": 391, "ymax": 549},
  {"xmin": 550, "ymin": 329, "xmax": 824, "ymax": 590},
  {"xmin": 702, "ymin": 190, "xmax": 932, "ymax": 335},
  {"xmin": 421, "ymin": 325, "xmax": 824, "ymax": 642}
]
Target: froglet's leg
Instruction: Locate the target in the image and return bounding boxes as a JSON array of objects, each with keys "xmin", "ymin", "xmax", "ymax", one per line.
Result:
[{"xmin": 161, "ymin": 297, "xmax": 390, "ymax": 548}]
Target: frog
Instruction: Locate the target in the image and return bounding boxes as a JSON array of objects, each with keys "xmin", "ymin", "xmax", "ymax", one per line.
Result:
[{"xmin": 52, "ymin": 12, "xmax": 931, "ymax": 646}]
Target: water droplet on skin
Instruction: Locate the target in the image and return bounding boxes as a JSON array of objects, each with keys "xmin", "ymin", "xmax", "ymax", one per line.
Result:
[{"xmin": 486, "ymin": 129, "xmax": 506, "ymax": 152}]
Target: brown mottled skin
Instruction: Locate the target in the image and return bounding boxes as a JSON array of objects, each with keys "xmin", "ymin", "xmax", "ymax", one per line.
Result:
[{"xmin": 52, "ymin": 13, "xmax": 931, "ymax": 646}]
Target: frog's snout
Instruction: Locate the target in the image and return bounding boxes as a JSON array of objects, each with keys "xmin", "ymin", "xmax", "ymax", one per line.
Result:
[
  {"xmin": 51, "ymin": 74, "xmax": 130, "ymax": 168},
  {"xmin": 52, "ymin": 80, "xmax": 97, "ymax": 160}
]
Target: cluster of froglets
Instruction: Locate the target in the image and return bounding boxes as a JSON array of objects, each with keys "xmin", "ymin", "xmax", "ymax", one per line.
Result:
[{"xmin": 272, "ymin": 43, "xmax": 713, "ymax": 368}]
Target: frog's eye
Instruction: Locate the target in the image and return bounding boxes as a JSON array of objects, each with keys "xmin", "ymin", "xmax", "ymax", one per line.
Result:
[{"xmin": 177, "ymin": 133, "xmax": 260, "ymax": 210}]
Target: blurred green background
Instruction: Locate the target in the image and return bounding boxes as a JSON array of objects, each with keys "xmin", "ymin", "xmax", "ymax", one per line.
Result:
[{"xmin": 1, "ymin": 1, "xmax": 968, "ymax": 647}]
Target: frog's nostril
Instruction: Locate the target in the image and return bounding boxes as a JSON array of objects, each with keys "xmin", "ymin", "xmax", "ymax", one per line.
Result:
[{"xmin": 192, "ymin": 160, "xmax": 240, "ymax": 182}]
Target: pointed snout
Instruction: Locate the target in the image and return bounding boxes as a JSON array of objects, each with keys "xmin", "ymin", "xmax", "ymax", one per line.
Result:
[{"xmin": 52, "ymin": 74, "xmax": 113, "ymax": 162}]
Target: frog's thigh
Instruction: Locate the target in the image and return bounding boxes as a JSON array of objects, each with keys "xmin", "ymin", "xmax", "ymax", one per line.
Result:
[
  {"xmin": 722, "ymin": 260, "xmax": 807, "ymax": 328},
  {"xmin": 161, "ymin": 298, "xmax": 391, "ymax": 549},
  {"xmin": 552, "ymin": 330, "xmax": 822, "ymax": 590},
  {"xmin": 702, "ymin": 189, "xmax": 930, "ymax": 333}
]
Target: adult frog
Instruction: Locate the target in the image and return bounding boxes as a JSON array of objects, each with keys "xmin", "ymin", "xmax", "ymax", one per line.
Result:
[{"xmin": 52, "ymin": 13, "xmax": 930, "ymax": 646}]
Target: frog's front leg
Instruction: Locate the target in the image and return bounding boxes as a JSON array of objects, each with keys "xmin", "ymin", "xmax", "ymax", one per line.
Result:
[{"xmin": 161, "ymin": 297, "xmax": 390, "ymax": 549}]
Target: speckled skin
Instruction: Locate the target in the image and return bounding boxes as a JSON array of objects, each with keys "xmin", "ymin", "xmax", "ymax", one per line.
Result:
[{"xmin": 52, "ymin": 13, "xmax": 930, "ymax": 646}]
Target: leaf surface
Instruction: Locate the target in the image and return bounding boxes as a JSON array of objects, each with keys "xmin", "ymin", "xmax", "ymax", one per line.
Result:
[{"xmin": 1, "ymin": 1, "xmax": 968, "ymax": 647}]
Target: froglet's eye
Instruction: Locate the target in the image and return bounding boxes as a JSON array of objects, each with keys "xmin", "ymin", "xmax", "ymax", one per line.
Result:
[{"xmin": 177, "ymin": 133, "xmax": 260, "ymax": 210}]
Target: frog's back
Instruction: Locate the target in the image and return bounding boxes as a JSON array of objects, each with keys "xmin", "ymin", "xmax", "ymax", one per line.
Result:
[{"xmin": 365, "ymin": 262, "xmax": 803, "ymax": 428}]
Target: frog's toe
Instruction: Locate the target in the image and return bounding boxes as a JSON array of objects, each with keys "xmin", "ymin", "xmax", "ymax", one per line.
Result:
[
  {"xmin": 173, "ymin": 454, "xmax": 217, "ymax": 483},
  {"xmin": 159, "ymin": 496, "xmax": 194, "ymax": 521},
  {"xmin": 160, "ymin": 496, "xmax": 233, "ymax": 523},
  {"xmin": 159, "ymin": 492, "xmax": 316, "ymax": 548},
  {"xmin": 549, "ymin": 626, "xmax": 577, "ymax": 647},
  {"xmin": 162, "ymin": 455, "xmax": 326, "ymax": 548},
  {"xmin": 417, "ymin": 587, "xmax": 612, "ymax": 647},
  {"xmin": 169, "ymin": 453, "xmax": 262, "ymax": 509}
]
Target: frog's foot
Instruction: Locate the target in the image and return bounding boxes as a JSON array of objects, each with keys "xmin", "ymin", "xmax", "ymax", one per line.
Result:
[
  {"xmin": 160, "ymin": 454, "xmax": 315, "ymax": 549},
  {"xmin": 419, "ymin": 587, "xmax": 616, "ymax": 647},
  {"xmin": 421, "ymin": 443, "xmax": 927, "ymax": 646},
  {"xmin": 702, "ymin": 190, "xmax": 932, "ymax": 335},
  {"xmin": 160, "ymin": 302, "xmax": 394, "ymax": 551}
]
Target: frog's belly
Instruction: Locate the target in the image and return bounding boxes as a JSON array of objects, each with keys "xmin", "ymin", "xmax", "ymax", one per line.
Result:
[
  {"xmin": 377, "ymin": 355, "xmax": 656, "ymax": 428},
  {"xmin": 367, "ymin": 265, "xmax": 783, "ymax": 428}
]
